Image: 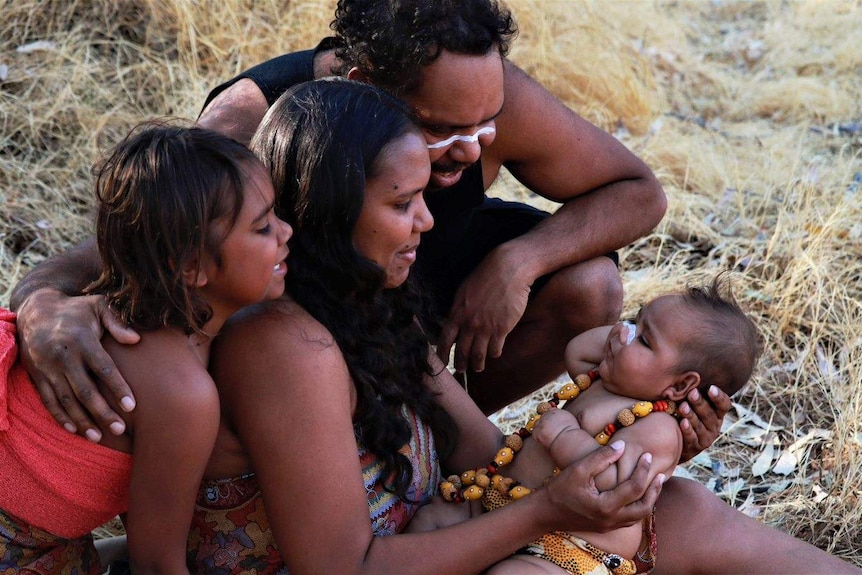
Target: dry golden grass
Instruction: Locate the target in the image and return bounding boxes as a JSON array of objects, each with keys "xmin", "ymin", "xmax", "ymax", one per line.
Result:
[{"xmin": 1, "ymin": 0, "xmax": 860, "ymax": 566}]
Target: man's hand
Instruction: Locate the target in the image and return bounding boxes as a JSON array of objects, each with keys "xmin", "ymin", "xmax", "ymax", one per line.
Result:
[
  {"xmin": 436, "ymin": 250, "xmax": 531, "ymax": 373},
  {"xmin": 16, "ymin": 289, "xmax": 140, "ymax": 441},
  {"xmin": 542, "ymin": 441, "xmax": 662, "ymax": 533},
  {"xmin": 678, "ymin": 385, "xmax": 731, "ymax": 463}
]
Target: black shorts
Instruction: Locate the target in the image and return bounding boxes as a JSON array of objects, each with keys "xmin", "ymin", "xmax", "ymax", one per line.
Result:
[{"xmin": 415, "ymin": 197, "xmax": 619, "ymax": 322}]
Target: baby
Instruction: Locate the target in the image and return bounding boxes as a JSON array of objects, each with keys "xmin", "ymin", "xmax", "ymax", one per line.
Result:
[{"xmin": 447, "ymin": 275, "xmax": 761, "ymax": 574}]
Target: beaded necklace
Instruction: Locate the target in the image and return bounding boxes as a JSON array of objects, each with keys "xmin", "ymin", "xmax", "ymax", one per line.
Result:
[{"xmin": 440, "ymin": 369, "xmax": 678, "ymax": 503}]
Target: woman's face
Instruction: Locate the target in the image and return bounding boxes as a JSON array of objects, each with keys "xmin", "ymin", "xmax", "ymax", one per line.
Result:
[{"xmin": 352, "ymin": 132, "xmax": 433, "ymax": 288}]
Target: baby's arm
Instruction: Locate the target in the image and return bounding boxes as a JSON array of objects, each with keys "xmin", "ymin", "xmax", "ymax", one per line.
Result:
[
  {"xmin": 532, "ymin": 408, "xmax": 680, "ymax": 493},
  {"xmin": 531, "ymin": 408, "xmax": 599, "ymax": 470},
  {"xmin": 564, "ymin": 326, "xmax": 612, "ymax": 378}
]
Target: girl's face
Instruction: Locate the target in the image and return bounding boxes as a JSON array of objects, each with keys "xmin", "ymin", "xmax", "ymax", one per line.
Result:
[
  {"xmin": 597, "ymin": 295, "xmax": 697, "ymax": 400},
  {"xmin": 353, "ymin": 132, "xmax": 433, "ymax": 288},
  {"xmin": 200, "ymin": 162, "xmax": 292, "ymax": 314}
]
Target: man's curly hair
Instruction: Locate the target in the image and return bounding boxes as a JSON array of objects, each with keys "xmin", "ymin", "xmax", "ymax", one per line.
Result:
[{"xmin": 332, "ymin": 0, "xmax": 517, "ymax": 95}]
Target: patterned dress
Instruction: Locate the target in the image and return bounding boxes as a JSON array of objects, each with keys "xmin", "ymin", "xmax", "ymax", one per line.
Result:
[{"xmin": 187, "ymin": 406, "xmax": 440, "ymax": 574}]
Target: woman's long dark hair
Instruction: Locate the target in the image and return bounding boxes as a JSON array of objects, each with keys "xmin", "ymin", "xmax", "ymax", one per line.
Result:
[{"xmin": 251, "ymin": 78, "xmax": 455, "ymax": 498}]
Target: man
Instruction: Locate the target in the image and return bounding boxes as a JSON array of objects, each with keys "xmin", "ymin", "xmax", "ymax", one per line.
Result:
[{"xmin": 11, "ymin": 0, "xmax": 724, "ymax": 455}]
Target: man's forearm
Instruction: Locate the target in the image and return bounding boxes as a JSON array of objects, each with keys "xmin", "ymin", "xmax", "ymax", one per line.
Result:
[
  {"xmin": 10, "ymin": 237, "xmax": 101, "ymax": 310},
  {"xmin": 497, "ymin": 175, "xmax": 666, "ymax": 283}
]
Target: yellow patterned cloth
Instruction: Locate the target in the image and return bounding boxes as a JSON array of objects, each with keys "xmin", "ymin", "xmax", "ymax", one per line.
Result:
[{"xmin": 482, "ymin": 488, "xmax": 655, "ymax": 575}]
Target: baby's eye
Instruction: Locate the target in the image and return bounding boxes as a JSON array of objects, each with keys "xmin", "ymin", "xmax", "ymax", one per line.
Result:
[{"xmin": 638, "ymin": 334, "xmax": 651, "ymax": 349}]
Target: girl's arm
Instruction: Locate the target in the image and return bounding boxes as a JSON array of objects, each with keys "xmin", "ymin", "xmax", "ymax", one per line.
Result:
[
  {"xmin": 110, "ymin": 334, "xmax": 220, "ymax": 574},
  {"xmin": 211, "ymin": 301, "xmax": 661, "ymax": 575}
]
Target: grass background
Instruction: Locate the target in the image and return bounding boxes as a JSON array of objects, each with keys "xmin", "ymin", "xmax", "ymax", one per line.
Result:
[{"xmin": 1, "ymin": 0, "xmax": 860, "ymax": 566}]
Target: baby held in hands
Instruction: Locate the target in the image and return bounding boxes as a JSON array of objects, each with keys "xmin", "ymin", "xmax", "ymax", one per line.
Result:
[{"xmin": 444, "ymin": 275, "xmax": 761, "ymax": 574}]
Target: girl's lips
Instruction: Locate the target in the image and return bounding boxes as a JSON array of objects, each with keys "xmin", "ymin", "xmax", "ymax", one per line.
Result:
[{"xmin": 273, "ymin": 260, "xmax": 288, "ymax": 277}]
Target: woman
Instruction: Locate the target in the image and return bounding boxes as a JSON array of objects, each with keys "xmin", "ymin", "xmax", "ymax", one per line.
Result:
[{"xmin": 186, "ymin": 78, "xmax": 658, "ymax": 574}]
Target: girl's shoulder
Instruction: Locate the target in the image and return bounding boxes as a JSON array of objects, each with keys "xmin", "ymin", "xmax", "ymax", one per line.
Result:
[{"xmin": 104, "ymin": 328, "xmax": 214, "ymax": 401}]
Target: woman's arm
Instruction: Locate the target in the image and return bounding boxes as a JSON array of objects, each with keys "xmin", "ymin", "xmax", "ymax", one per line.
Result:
[
  {"xmin": 212, "ymin": 301, "xmax": 661, "ymax": 574},
  {"xmin": 109, "ymin": 335, "xmax": 220, "ymax": 574}
]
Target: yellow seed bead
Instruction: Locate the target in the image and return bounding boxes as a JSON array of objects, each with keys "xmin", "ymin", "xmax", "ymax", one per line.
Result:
[
  {"xmin": 509, "ymin": 486, "xmax": 532, "ymax": 500},
  {"xmin": 525, "ymin": 414, "xmax": 541, "ymax": 432},
  {"xmin": 558, "ymin": 383, "xmax": 580, "ymax": 400},
  {"xmin": 463, "ymin": 485, "xmax": 484, "ymax": 500},
  {"xmin": 440, "ymin": 482, "xmax": 458, "ymax": 501},
  {"xmin": 494, "ymin": 448, "xmax": 514, "ymax": 467},
  {"xmin": 595, "ymin": 431, "xmax": 611, "ymax": 445},
  {"xmin": 632, "ymin": 401, "xmax": 653, "ymax": 417},
  {"xmin": 461, "ymin": 469, "xmax": 476, "ymax": 486}
]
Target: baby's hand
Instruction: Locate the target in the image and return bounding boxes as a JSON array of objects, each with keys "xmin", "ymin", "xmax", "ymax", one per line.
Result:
[{"xmin": 532, "ymin": 407, "xmax": 580, "ymax": 450}]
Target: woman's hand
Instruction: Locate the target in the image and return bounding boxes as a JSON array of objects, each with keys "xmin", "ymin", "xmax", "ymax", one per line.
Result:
[
  {"xmin": 677, "ymin": 386, "xmax": 730, "ymax": 463},
  {"xmin": 542, "ymin": 441, "xmax": 662, "ymax": 533},
  {"xmin": 16, "ymin": 289, "xmax": 139, "ymax": 440}
]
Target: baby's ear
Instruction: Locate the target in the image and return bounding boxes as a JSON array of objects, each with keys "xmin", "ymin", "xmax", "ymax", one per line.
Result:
[{"xmin": 663, "ymin": 371, "xmax": 700, "ymax": 401}]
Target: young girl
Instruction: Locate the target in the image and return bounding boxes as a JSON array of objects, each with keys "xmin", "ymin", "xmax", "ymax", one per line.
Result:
[{"xmin": 0, "ymin": 124, "xmax": 291, "ymax": 573}]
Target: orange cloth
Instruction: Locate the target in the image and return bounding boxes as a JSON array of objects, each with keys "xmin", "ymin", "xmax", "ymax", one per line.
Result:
[{"xmin": 0, "ymin": 309, "xmax": 132, "ymax": 538}]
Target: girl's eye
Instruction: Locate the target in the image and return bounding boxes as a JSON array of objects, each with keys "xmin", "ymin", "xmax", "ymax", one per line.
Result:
[
  {"xmin": 395, "ymin": 201, "xmax": 411, "ymax": 212},
  {"xmin": 257, "ymin": 223, "xmax": 272, "ymax": 235}
]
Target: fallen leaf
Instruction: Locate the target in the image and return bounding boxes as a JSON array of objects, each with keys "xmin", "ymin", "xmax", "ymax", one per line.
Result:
[
  {"xmin": 751, "ymin": 440, "xmax": 775, "ymax": 476},
  {"xmin": 16, "ymin": 40, "xmax": 56, "ymax": 53}
]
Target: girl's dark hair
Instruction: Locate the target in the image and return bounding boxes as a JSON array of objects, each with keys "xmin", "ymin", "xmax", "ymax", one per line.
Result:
[
  {"xmin": 332, "ymin": 0, "xmax": 517, "ymax": 95},
  {"xmin": 87, "ymin": 122, "xmax": 259, "ymax": 334},
  {"xmin": 251, "ymin": 78, "xmax": 455, "ymax": 499}
]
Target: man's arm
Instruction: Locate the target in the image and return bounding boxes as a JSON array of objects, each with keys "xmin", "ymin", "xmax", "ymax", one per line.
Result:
[
  {"xmin": 10, "ymin": 238, "xmax": 139, "ymax": 440},
  {"xmin": 196, "ymin": 78, "xmax": 270, "ymax": 146},
  {"xmin": 485, "ymin": 59, "xmax": 667, "ymax": 281},
  {"xmin": 437, "ymin": 60, "xmax": 666, "ymax": 373}
]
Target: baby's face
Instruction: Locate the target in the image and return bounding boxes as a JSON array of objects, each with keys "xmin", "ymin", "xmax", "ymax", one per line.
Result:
[{"xmin": 597, "ymin": 295, "xmax": 693, "ymax": 399}]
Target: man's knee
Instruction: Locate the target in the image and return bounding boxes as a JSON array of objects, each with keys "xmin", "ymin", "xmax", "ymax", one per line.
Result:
[{"xmin": 539, "ymin": 257, "xmax": 623, "ymax": 329}]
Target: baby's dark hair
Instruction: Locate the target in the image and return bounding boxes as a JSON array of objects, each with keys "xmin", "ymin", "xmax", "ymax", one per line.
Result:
[
  {"xmin": 331, "ymin": 0, "xmax": 517, "ymax": 95},
  {"xmin": 676, "ymin": 273, "xmax": 762, "ymax": 397},
  {"xmin": 86, "ymin": 121, "xmax": 259, "ymax": 334}
]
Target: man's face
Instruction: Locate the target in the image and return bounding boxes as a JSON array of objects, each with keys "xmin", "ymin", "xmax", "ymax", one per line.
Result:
[{"xmin": 401, "ymin": 49, "xmax": 505, "ymax": 190}]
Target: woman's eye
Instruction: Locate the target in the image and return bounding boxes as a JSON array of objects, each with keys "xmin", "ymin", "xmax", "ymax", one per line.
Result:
[{"xmin": 257, "ymin": 223, "xmax": 272, "ymax": 234}]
